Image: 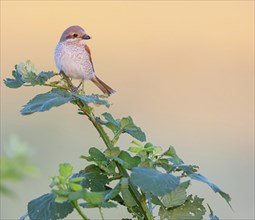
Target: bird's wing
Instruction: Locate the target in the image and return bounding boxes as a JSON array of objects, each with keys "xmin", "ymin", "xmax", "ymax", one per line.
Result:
[{"xmin": 85, "ymin": 44, "xmax": 94, "ymax": 71}]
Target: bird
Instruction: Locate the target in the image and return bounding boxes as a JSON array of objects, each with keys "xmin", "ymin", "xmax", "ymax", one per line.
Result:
[{"xmin": 54, "ymin": 25, "xmax": 115, "ymax": 95}]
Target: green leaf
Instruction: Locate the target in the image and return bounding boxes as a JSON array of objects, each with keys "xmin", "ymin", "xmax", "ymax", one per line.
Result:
[
  {"xmin": 113, "ymin": 151, "xmax": 141, "ymax": 169},
  {"xmin": 128, "ymin": 146, "xmax": 143, "ymax": 153},
  {"xmin": 155, "ymin": 159, "xmax": 175, "ymax": 172},
  {"xmin": 4, "ymin": 69, "xmax": 25, "ymax": 88},
  {"xmin": 68, "ymin": 191, "xmax": 83, "ymax": 201},
  {"xmin": 80, "ymin": 201, "xmax": 117, "ymax": 208},
  {"xmin": 130, "ymin": 167, "xmax": 179, "ymax": 196},
  {"xmin": 73, "ymin": 94, "xmax": 110, "ymax": 106},
  {"xmin": 28, "ymin": 193, "xmax": 74, "ymax": 220},
  {"xmin": 104, "ymin": 146, "xmax": 121, "ymax": 157},
  {"xmin": 97, "ymin": 113, "xmax": 121, "ymax": 133},
  {"xmin": 77, "ymin": 172, "xmax": 109, "ymax": 191},
  {"xmin": 207, "ymin": 204, "xmax": 220, "ymax": 220},
  {"xmin": 172, "ymin": 164, "xmax": 199, "ymax": 174},
  {"xmin": 82, "ymin": 191, "xmax": 105, "ymax": 205},
  {"xmin": 100, "ymin": 201, "xmax": 118, "ymax": 208},
  {"xmin": 52, "ymin": 189, "xmax": 70, "ymax": 197},
  {"xmin": 104, "ymin": 183, "xmax": 121, "ymax": 201},
  {"xmin": 159, "ymin": 195, "xmax": 206, "ymax": 220},
  {"xmin": 20, "ymin": 88, "xmax": 73, "ymax": 115},
  {"xmin": 69, "ymin": 177, "xmax": 84, "ymax": 183},
  {"xmin": 84, "ymin": 164, "xmax": 102, "ymax": 173},
  {"xmin": 97, "ymin": 114, "xmax": 146, "ymax": 142},
  {"xmin": 161, "ymin": 185, "xmax": 187, "ymax": 208},
  {"xmin": 69, "ymin": 183, "xmax": 82, "ymax": 191},
  {"xmin": 163, "ymin": 146, "xmax": 184, "ymax": 165},
  {"xmin": 189, "ymin": 173, "xmax": 231, "ymax": 207},
  {"xmin": 59, "ymin": 163, "xmax": 73, "ymax": 178},
  {"xmin": 55, "ymin": 196, "xmax": 68, "ymax": 203},
  {"xmin": 30, "ymin": 71, "xmax": 54, "ymax": 86},
  {"xmin": 89, "ymin": 147, "xmax": 108, "ymax": 162},
  {"xmin": 120, "ymin": 178, "xmax": 137, "ymax": 207},
  {"xmin": 120, "ymin": 117, "xmax": 146, "ymax": 142}
]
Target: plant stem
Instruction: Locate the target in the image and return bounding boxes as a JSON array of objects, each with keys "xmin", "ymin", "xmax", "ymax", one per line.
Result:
[
  {"xmin": 72, "ymin": 201, "xmax": 90, "ymax": 220},
  {"xmin": 77, "ymin": 101, "xmax": 113, "ymax": 150},
  {"xmin": 59, "ymin": 70, "xmax": 154, "ymax": 219},
  {"xmin": 99, "ymin": 207, "xmax": 105, "ymax": 220}
]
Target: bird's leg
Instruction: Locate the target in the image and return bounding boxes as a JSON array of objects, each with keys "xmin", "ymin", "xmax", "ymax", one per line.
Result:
[
  {"xmin": 59, "ymin": 71, "xmax": 82, "ymax": 92},
  {"xmin": 81, "ymin": 80, "xmax": 85, "ymax": 91},
  {"xmin": 60, "ymin": 71, "xmax": 75, "ymax": 89}
]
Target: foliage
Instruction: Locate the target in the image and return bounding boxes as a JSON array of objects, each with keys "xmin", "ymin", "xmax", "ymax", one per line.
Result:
[
  {"xmin": 0, "ymin": 136, "xmax": 38, "ymax": 195},
  {"xmin": 4, "ymin": 61, "xmax": 231, "ymax": 220}
]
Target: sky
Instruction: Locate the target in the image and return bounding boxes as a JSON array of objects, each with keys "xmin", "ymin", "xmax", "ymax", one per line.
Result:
[{"xmin": 1, "ymin": 1, "xmax": 254, "ymax": 219}]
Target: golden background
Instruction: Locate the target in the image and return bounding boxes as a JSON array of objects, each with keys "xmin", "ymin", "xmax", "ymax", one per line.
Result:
[{"xmin": 1, "ymin": 1, "xmax": 254, "ymax": 219}]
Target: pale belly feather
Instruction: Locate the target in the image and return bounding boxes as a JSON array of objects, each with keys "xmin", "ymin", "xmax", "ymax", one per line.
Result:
[{"xmin": 55, "ymin": 42, "xmax": 94, "ymax": 80}]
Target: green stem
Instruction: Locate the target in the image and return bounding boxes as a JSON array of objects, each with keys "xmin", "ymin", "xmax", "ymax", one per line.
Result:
[
  {"xmin": 111, "ymin": 128, "xmax": 123, "ymax": 145},
  {"xmin": 99, "ymin": 207, "xmax": 105, "ymax": 220},
  {"xmin": 77, "ymin": 101, "xmax": 113, "ymax": 150},
  {"xmin": 44, "ymin": 83, "xmax": 69, "ymax": 90},
  {"xmin": 72, "ymin": 201, "xmax": 90, "ymax": 220},
  {"xmin": 58, "ymin": 72, "xmax": 154, "ymax": 220},
  {"xmin": 115, "ymin": 163, "xmax": 154, "ymax": 220}
]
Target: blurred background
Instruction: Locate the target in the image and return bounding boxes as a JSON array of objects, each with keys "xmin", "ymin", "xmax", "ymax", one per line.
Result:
[{"xmin": 1, "ymin": 1, "xmax": 254, "ymax": 219}]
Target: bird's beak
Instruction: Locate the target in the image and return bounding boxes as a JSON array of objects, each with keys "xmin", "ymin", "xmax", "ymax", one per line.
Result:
[{"xmin": 82, "ymin": 34, "xmax": 91, "ymax": 40}]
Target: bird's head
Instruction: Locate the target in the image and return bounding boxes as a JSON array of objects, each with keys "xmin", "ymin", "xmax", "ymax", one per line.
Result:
[{"xmin": 59, "ymin": 25, "xmax": 91, "ymax": 42}]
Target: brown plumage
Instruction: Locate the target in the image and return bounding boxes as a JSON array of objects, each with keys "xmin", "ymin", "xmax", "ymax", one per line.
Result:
[{"xmin": 55, "ymin": 25, "xmax": 116, "ymax": 95}]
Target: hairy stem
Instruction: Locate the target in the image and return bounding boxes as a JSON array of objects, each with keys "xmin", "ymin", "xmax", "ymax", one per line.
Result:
[{"xmin": 72, "ymin": 201, "xmax": 90, "ymax": 220}]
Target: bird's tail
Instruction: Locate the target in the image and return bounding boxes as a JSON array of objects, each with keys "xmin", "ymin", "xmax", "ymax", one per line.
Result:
[{"xmin": 91, "ymin": 75, "xmax": 116, "ymax": 95}]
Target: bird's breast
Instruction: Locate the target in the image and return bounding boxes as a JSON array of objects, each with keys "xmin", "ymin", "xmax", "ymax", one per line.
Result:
[{"xmin": 54, "ymin": 42, "xmax": 94, "ymax": 80}]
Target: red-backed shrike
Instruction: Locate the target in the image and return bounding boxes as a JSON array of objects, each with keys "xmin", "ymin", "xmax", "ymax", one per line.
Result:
[{"xmin": 55, "ymin": 25, "xmax": 115, "ymax": 95}]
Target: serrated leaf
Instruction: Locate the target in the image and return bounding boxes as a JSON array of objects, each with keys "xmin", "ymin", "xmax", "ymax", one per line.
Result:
[
  {"xmin": 159, "ymin": 195, "xmax": 206, "ymax": 220},
  {"xmin": 59, "ymin": 163, "xmax": 73, "ymax": 178},
  {"xmin": 20, "ymin": 88, "xmax": 73, "ymax": 115},
  {"xmin": 155, "ymin": 159, "xmax": 175, "ymax": 172},
  {"xmin": 130, "ymin": 167, "xmax": 179, "ymax": 196},
  {"xmin": 164, "ymin": 146, "xmax": 184, "ymax": 165},
  {"xmin": 161, "ymin": 185, "xmax": 187, "ymax": 208},
  {"xmin": 189, "ymin": 173, "xmax": 231, "ymax": 207},
  {"xmin": 172, "ymin": 164, "xmax": 199, "ymax": 174},
  {"xmin": 73, "ymin": 94, "xmax": 110, "ymax": 106},
  {"xmin": 120, "ymin": 117, "xmax": 146, "ymax": 142},
  {"xmin": 28, "ymin": 193, "xmax": 73, "ymax": 220},
  {"xmin": 30, "ymin": 71, "xmax": 54, "ymax": 85},
  {"xmin": 113, "ymin": 151, "xmax": 141, "ymax": 169},
  {"xmin": 97, "ymin": 113, "xmax": 121, "ymax": 133},
  {"xmin": 207, "ymin": 204, "xmax": 219, "ymax": 220},
  {"xmin": 4, "ymin": 70, "xmax": 24, "ymax": 88}
]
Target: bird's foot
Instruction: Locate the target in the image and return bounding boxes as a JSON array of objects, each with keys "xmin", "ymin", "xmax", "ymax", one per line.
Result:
[{"xmin": 71, "ymin": 81, "xmax": 83, "ymax": 92}]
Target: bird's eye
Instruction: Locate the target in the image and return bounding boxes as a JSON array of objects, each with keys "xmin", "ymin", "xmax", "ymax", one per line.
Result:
[{"xmin": 73, "ymin": 34, "xmax": 78, "ymax": 37}]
